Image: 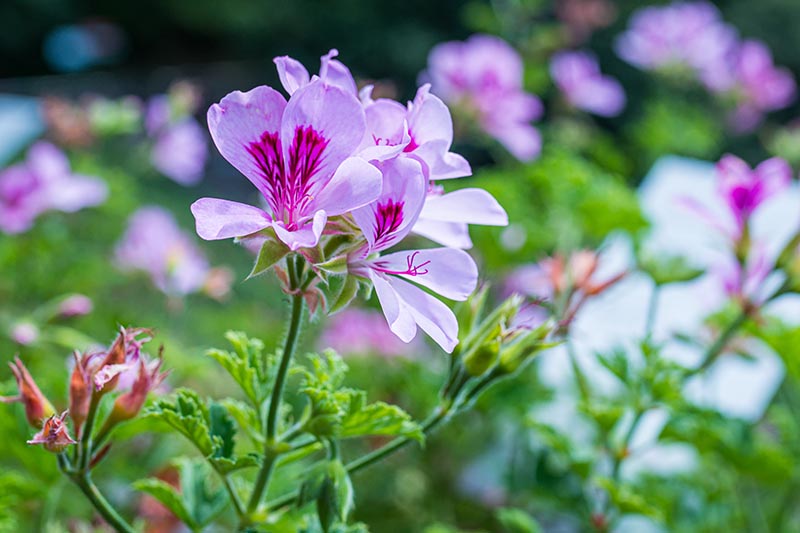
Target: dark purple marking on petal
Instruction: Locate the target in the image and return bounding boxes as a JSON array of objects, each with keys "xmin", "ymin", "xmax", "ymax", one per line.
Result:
[{"xmin": 373, "ymin": 198, "xmax": 405, "ymax": 245}]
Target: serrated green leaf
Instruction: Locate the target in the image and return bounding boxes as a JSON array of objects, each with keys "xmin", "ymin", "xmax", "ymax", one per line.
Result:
[
  {"xmin": 221, "ymin": 398, "xmax": 264, "ymax": 445},
  {"xmin": 178, "ymin": 459, "xmax": 228, "ymax": 527},
  {"xmin": 145, "ymin": 389, "xmax": 214, "ymax": 456},
  {"xmin": 209, "ymin": 402, "xmax": 236, "ymax": 459},
  {"xmin": 207, "ymin": 331, "xmax": 273, "ymax": 407},
  {"xmin": 248, "ymin": 238, "xmax": 289, "ymax": 279},
  {"xmin": 210, "ymin": 453, "xmax": 262, "ymax": 474},
  {"xmin": 339, "ymin": 395, "xmax": 423, "ymax": 442}
]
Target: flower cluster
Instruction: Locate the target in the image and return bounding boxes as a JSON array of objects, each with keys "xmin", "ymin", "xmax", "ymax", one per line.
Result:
[
  {"xmin": 192, "ymin": 49, "xmax": 508, "ymax": 352},
  {"xmin": 550, "ymin": 50, "xmax": 626, "ymax": 117},
  {"xmin": 115, "ymin": 206, "xmax": 232, "ymax": 299},
  {"xmin": 0, "ymin": 141, "xmax": 107, "ymax": 234},
  {"xmin": 421, "ymin": 35, "xmax": 543, "ymax": 162},
  {"xmin": 615, "ymin": 1, "xmax": 796, "ymax": 130},
  {"xmin": 1, "ymin": 328, "xmax": 166, "ymax": 454}
]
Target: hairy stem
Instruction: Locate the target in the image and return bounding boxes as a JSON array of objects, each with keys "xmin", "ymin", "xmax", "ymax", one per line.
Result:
[
  {"xmin": 78, "ymin": 395, "xmax": 101, "ymax": 471},
  {"xmin": 246, "ymin": 292, "xmax": 305, "ymax": 515}
]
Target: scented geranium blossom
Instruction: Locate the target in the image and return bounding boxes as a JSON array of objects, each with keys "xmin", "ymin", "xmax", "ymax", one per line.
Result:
[
  {"xmin": 348, "ymin": 157, "xmax": 478, "ymax": 353},
  {"xmin": 423, "ymin": 34, "xmax": 543, "ymax": 162},
  {"xmin": 614, "ymin": 2, "xmax": 737, "ymax": 83},
  {"xmin": 725, "ymin": 40, "xmax": 796, "ymax": 132},
  {"xmin": 550, "ymin": 51, "xmax": 626, "ymax": 117},
  {"xmin": 191, "ymin": 74, "xmax": 381, "ymax": 251},
  {"xmin": 116, "ymin": 206, "xmax": 229, "ymax": 298},
  {"xmin": 359, "ymin": 84, "xmax": 508, "ymax": 248},
  {"xmin": 0, "ymin": 141, "xmax": 107, "ymax": 234},
  {"xmin": 274, "ymin": 49, "xmax": 358, "ymax": 97}
]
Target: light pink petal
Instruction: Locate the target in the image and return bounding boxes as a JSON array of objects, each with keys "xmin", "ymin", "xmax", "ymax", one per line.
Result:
[
  {"xmin": 47, "ymin": 175, "xmax": 108, "ymax": 212},
  {"xmin": 371, "ymin": 271, "xmax": 418, "ymax": 343},
  {"xmin": 407, "ymin": 84, "xmax": 454, "ymax": 148},
  {"xmin": 27, "ymin": 141, "xmax": 70, "ymax": 182},
  {"xmin": 358, "ymin": 99, "xmax": 410, "ymax": 161},
  {"xmin": 375, "ymin": 247, "xmax": 478, "ymax": 300},
  {"xmin": 207, "ymin": 86, "xmax": 288, "ymax": 198},
  {"xmin": 490, "ymin": 123, "xmax": 542, "ymax": 162},
  {"xmin": 755, "ymin": 157, "xmax": 792, "ymax": 197},
  {"xmin": 273, "ymin": 209, "xmax": 327, "ymax": 250},
  {"xmin": 387, "ymin": 276, "xmax": 459, "ymax": 353},
  {"xmin": 571, "ymin": 78, "xmax": 626, "ymax": 117},
  {"xmin": 310, "ymin": 157, "xmax": 382, "ymax": 216},
  {"xmin": 412, "ymin": 219, "xmax": 473, "ymax": 248},
  {"xmin": 320, "ymin": 50, "xmax": 358, "ymax": 95},
  {"xmin": 411, "ymin": 141, "xmax": 472, "ymax": 180},
  {"xmin": 419, "ymin": 188, "xmax": 508, "ymax": 226},
  {"xmin": 191, "ymin": 198, "xmax": 272, "ymax": 240},
  {"xmin": 352, "ymin": 157, "xmax": 427, "ymax": 252},
  {"xmin": 274, "ymin": 56, "xmax": 310, "ymax": 95},
  {"xmin": 280, "ymin": 80, "xmax": 365, "ymax": 192}
]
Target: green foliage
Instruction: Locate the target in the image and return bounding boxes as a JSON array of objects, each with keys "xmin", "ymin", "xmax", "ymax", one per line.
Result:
[
  {"xmin": 207, "ymin": 331, "xmax": 275, "ymax": 408},
  {"xmin": 133, "ymin": 459, "xmax": 227, "ymax": 532},
  {"xmin": 247, "ymin": 236, "xmax": 290, "ymax": 279},
  {"xmin": 299, "ymin": 460, "xmax": 355, "ymax": 533},
  {"xmin": 299, "ymin": 351, "xmax": 423, "ymax": 442},
  {"xmin": 144, "ymin": 389, "xmax": 257, "ymax": 474},
  {"xmin": 637, "ymin": 252, "xmax": 705, "ymax": 286}
]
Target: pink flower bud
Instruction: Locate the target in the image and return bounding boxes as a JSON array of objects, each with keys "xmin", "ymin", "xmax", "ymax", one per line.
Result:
[
  {"xmin": 58, "ymin": 294, "xmax": 93, "ymax": 318},
  {"xmin": 1, "ymin": 357, "xmax": 56, "ymax": 428}
]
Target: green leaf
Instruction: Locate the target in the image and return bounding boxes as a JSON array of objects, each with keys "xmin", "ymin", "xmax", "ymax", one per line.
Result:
[
  {"xmin": 300, "ymin": 460, "xmax": 354, "ymax": 533},
  {"xmin": 178, "ymin": 459, "xmax": 228, "ymax": 526},
  {"xmin": 339, "ymin": 393, "xmax": 423, "ymax": 442},
  {"xmin": 637, "ymin": 252, "xmax": 704, "ymax": 286},
  {"xmin": 597, "ymin": 477, "xmax": 663, "ymax": 521},
  {"xmin": 496, "ymin": 508, "xmax": 543, "ymax": 533},
  {"xmin": 299, "ymin": 351, "xmax": 422, "ymax": 441},
  {"xmin": 221, "ymin": 398, "xmax": 264, "ymax": 445},
  {"xmin": 133, "ymin": 478, "xmax": 197, "ymax": 529},
  {"xmin": 207, "ymin": 331, "xmax": 275, "ymax": 407},
  {"xmin": 329, "ymin": 275, "xmax": 359, "ymax": 315},
  {"xmin": 210, "ymin": 453, "xmax": 262, "ymax": 474},
  {"xmin": 145, "ymin": 389, "xmax": 215, "ymax": 456},
  {"xmin": 209, "ymin": 402, "xmax": 236, "ymax": 459},
  {"xmin": 248, "ymin": 238, "xmax": 289, "ymax": 279}
]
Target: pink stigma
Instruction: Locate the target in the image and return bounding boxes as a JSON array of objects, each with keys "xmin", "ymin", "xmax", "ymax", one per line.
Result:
[{"xmin": 373, "ymin": 251, "xmax": 431, "ymax": 277}]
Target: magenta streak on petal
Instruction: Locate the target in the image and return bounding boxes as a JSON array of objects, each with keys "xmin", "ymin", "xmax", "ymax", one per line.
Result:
[
  {"xmin": 373, "ymin": 198, "xmax": 405, "ymax": 246},
  {"xmin": 373, "ymin": 251, "xmax": 431, "ymax": 276},
  {"xmin": 403, "ymin": 136, "xmax": 420, "ymax": 153},
  {"xmin": 247, "ymin": 126, "xmax": 329, "ymax": 229}
]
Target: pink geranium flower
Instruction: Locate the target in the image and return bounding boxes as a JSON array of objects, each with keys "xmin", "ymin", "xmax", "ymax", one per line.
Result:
[
  {"xmin": 191, "ymin": 56, "xmax": 382, "ymax": 251},
  {"xmin": 423, "ymin": 34, "xmax": 543, "ymax": 162},
  {"xmin": 0, "ymin": 141, "xmax": 107, "ymax": 234},
  {"xmin": 550, "ymin": 50, "xmax": 626, "ymax": 117},
  {"xmin": 348, "ymin": 157, "xmax": 478, "ymax": 353}
]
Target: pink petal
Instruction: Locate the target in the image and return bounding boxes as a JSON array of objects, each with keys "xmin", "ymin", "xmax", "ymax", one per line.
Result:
[
  {"xmin": 419, "ymin": 188, "xmax": 508, "ymax": 226},
  {"xmin": 46, "ymin": 174, "xmax": 108, "ymax": 212},
  {"xmin": 310, "ymin": 157, "xmax": 382, "ymax": 216},
  {"xmin": 375, "ymin": 247, "xmax": 478, "ymax": 301},
  {"xmin": 755, "ymin": 157, "xmax": 792, "ymax": 197},
  {"xmin": 207, "ymin": 86, "xmax": 288, "ymax": 198},
  {"xmin": 412, "ymin": 219, "xmax": 473, "ymax": 248},
  {"xmin": 352, "ymin": 157, "xmax": 427, "ymax": 252},
  {"xmin": 358, "ymin": 98, "xmax": 410, "ymax": 161},
  {"xmin": 191, "ymin": 198, "xmax": 272, "ymax": 240},
  {"xmin": 280, "ymin": 80, "xmax": 365, "ymax": 191},
  {"xmin": 387, "ymin": 275, "xmax": 459, "ymax": 353},
  {"xmin": 371, "ymin": 272, "xmax": 418, "ymax": 343},
  {"xmin": 490, "ymin": 123, "xmax": 542, "ymax": 162},
  {"xmin": 27, "ymin": 141, "xmax": 70, "ymax": 183},
  {"xmin": 319, "ymin": 50, "xmax": 358, "ymax": 95},
  {"xmin": 273, "ymin": 209, "xmax": 327, "ymax": 250},
  {"xmin": 274, "ymin": 56, "xmax": 310, "ymax": 95},
  {"xmin": 407, "ymin": 85, "xmax": 454, "ymax": 148}
]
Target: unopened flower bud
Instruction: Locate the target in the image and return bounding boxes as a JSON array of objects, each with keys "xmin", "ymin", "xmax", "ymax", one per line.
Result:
[
  {"xmin": 107, "ymin": 357, "xmax": 168, "ymax": 425},
  {"xmin": 1, "ymin": 357, "xmax": 56, "ymax": 428},
  {"xmin": 497, "ymin": 321, "xmax": 556, "ymax": 375},
  {"xmin": 463, "ymin": 337, "xmax": 501, "ymax": 377},
  {"xmin": 69, "ymin": 351, "xmax": 93, "ymax": 436},
  {"xmin": 27, "ymin": 411, "xmax": 77, "ymax": 453}
]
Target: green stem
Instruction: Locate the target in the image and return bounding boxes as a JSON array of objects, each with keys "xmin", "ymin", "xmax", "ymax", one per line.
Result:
[
  {"xmin": 690, "ymin": 309, "xmax": 749, "ymax": 376},
  {"xmin": 79, "ymin": 394, "xmax": 101, "ymax": 471},
  {"xmin": 611, "ymin": 409, "xmax": 645, "ymax": 480},
  {"xmin": 246, "ymin": 292, "xmax": 305, "ymax": 515},
  {"xmin": 72, "ymin": 474, "xmax": 135, "ymax": 533},
  {"xmin": 221, "ymin": 472, "xmax": 246, "ymax": 519}
]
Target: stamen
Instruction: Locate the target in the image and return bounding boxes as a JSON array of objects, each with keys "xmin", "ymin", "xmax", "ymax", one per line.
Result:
[{"xmin": 373, "ymin": 251, "xmax": 431, "ymax": 277}]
